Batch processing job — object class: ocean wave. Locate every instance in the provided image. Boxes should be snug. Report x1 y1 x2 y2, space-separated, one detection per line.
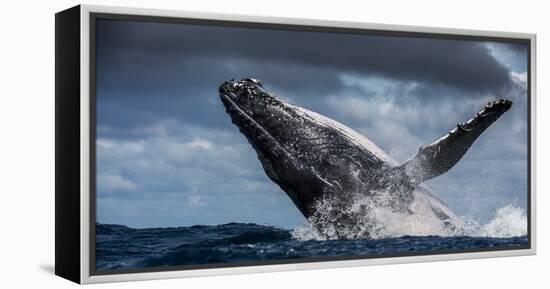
96 196 528 270
96 222 528 270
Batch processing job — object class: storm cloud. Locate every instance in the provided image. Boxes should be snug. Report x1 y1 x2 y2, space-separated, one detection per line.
96 20 520 96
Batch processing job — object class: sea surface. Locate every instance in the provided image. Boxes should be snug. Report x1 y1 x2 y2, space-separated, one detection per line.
95 222 528 271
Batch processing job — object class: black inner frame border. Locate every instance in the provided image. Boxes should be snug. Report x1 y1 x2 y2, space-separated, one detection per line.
89 12 532 277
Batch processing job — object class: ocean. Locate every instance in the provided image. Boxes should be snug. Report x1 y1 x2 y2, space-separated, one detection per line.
95 222 528 271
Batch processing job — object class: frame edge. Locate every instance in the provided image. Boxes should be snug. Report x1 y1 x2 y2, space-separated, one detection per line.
55 4 82 284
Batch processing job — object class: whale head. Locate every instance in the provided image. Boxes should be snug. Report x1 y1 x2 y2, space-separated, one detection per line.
219 78 390 217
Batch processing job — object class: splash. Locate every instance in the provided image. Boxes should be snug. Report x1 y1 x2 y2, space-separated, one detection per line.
292 188 456 241
291 191 527 241
461 205 528 238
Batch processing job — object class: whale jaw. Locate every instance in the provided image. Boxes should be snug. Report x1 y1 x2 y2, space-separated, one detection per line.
220 91 294 184
220 80 325 216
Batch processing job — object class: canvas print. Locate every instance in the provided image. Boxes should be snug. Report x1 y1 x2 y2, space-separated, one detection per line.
93 17 530 272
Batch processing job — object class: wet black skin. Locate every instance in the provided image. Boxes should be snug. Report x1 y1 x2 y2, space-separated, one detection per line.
219 78 393 218
219 78 512 234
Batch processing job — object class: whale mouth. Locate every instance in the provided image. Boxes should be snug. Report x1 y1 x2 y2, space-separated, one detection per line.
219 78 284 151
220 92 266 138
220 90 294 175
221 90 300 185
220 92 272 141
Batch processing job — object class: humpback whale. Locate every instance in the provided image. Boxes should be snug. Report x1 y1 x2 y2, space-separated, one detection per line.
219 78 512 238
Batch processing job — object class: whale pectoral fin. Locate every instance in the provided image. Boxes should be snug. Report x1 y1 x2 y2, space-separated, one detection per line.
399 99 513 184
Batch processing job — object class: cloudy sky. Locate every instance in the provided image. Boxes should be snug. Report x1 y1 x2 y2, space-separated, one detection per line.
95 18 529 229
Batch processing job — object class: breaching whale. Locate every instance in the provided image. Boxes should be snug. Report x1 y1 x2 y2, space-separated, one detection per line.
219 78 512 238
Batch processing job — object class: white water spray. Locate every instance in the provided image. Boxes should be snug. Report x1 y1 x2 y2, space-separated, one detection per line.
291 192 527 241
